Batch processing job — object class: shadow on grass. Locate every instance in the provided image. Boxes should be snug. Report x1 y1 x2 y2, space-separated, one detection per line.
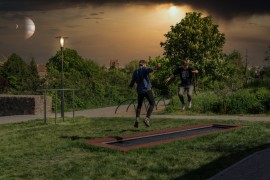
59 129 140 141
103 129 141 133
175 143 270 180
60 135 93 140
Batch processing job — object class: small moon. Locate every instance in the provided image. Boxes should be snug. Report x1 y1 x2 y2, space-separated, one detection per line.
25 17 35 39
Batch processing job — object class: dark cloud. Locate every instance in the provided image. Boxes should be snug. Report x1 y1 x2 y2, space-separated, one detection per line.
90 13 100 16
0 1 269 20
85 17 103 20
185 0 270 20
85 12 104 22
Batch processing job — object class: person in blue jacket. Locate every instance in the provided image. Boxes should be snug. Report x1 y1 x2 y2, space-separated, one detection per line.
129 60 160 128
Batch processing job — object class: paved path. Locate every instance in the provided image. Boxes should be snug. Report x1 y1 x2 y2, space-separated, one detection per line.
0 104 270 179
0 105 270 124
209 148 270 180
1 104 269 124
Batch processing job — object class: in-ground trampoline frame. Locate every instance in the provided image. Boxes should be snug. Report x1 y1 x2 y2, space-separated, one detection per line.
85 123 242 151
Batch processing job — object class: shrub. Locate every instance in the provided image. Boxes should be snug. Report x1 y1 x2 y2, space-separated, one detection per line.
254 87 270 113
226 90 263 114
192 91 219 113
165 88 270 114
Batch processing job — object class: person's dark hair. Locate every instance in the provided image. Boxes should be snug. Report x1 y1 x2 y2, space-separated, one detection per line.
139 60 147 66
183 58 190 65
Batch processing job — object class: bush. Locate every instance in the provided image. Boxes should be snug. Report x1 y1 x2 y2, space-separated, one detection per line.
164 96 180 113
245 78 270 89
225 90 263 114
165 88 270 114
192 92 219 113
254 87 270 113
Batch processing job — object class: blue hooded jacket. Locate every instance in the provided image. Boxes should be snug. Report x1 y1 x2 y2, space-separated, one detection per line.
129 66 153 94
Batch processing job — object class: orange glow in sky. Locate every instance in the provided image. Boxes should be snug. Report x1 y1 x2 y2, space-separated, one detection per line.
0 3 269 67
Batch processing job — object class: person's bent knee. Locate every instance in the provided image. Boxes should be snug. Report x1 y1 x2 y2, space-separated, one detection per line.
149 100 155 106
178 93 184 97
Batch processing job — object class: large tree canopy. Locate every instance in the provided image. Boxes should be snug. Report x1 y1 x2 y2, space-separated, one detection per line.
160 12 225 73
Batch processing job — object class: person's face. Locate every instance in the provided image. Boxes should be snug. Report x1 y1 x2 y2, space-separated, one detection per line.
183 61 189 68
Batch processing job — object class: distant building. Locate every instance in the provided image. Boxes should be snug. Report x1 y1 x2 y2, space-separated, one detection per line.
36 64 47 79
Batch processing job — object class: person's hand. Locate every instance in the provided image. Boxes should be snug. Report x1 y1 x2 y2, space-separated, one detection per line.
164 77 171 85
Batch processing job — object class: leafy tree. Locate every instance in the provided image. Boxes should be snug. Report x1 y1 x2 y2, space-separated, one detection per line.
1 53 31 93
148 56 177 97
28 58 41 92
220 51 246 90
46 48 131 109
160 12 225 78
261 66 270 78
46 48 102 107
125 60 139 74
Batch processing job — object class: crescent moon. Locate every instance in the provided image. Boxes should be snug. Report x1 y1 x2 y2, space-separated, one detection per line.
25 17 35 39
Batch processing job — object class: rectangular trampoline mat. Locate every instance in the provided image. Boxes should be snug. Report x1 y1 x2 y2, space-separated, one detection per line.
85 123 242 151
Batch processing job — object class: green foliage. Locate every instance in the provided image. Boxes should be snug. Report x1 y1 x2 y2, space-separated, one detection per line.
245 78 270 90
225 90 262 114
159 12 250 92
160 12 225 72
28 58 41 92
124 60 139 74
148 56 177 97
0 53 41 94
192 91 220 113
46 48 132 110
254 87 270 112
202 51 247 91
2 42 268 115
166 88 270 114
261 66 270 78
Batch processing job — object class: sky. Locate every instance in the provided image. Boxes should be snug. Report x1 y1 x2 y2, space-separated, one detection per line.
0 0 270 67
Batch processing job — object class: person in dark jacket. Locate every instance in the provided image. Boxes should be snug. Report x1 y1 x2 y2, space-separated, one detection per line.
165 58 199 110
129 60 160 128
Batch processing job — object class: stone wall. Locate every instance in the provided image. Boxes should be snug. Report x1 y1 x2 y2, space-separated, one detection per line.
0 95 52 116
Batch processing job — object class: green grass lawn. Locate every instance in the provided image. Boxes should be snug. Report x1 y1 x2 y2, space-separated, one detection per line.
0 117 270 179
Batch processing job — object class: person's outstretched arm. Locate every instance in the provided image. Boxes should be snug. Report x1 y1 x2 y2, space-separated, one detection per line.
192 69 199 74
129 72 136 88
165 74 174 85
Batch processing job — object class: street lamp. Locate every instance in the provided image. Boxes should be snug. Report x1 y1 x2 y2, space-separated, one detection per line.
56 36 68 121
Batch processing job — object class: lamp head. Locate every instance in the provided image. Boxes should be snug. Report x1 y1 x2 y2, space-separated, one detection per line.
60 37 64 48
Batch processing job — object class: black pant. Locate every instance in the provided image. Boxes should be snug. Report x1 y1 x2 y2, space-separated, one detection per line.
136 90 155 118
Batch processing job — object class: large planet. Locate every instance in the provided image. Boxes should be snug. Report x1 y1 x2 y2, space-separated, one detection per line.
25 17 35 39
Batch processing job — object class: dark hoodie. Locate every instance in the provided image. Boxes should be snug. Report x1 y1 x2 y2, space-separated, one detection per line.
129 66 153 94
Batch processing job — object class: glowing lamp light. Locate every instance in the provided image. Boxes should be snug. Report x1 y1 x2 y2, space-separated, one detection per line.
60 37 64 48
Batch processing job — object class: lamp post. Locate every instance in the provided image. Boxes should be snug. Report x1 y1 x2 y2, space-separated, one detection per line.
56 36 68 121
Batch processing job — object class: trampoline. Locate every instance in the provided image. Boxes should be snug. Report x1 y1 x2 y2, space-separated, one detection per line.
86 123 242 151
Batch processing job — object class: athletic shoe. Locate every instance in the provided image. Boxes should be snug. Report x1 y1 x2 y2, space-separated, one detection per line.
181 104 186 110
188 102 192 109
143 118 150 127
134 121 139 128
